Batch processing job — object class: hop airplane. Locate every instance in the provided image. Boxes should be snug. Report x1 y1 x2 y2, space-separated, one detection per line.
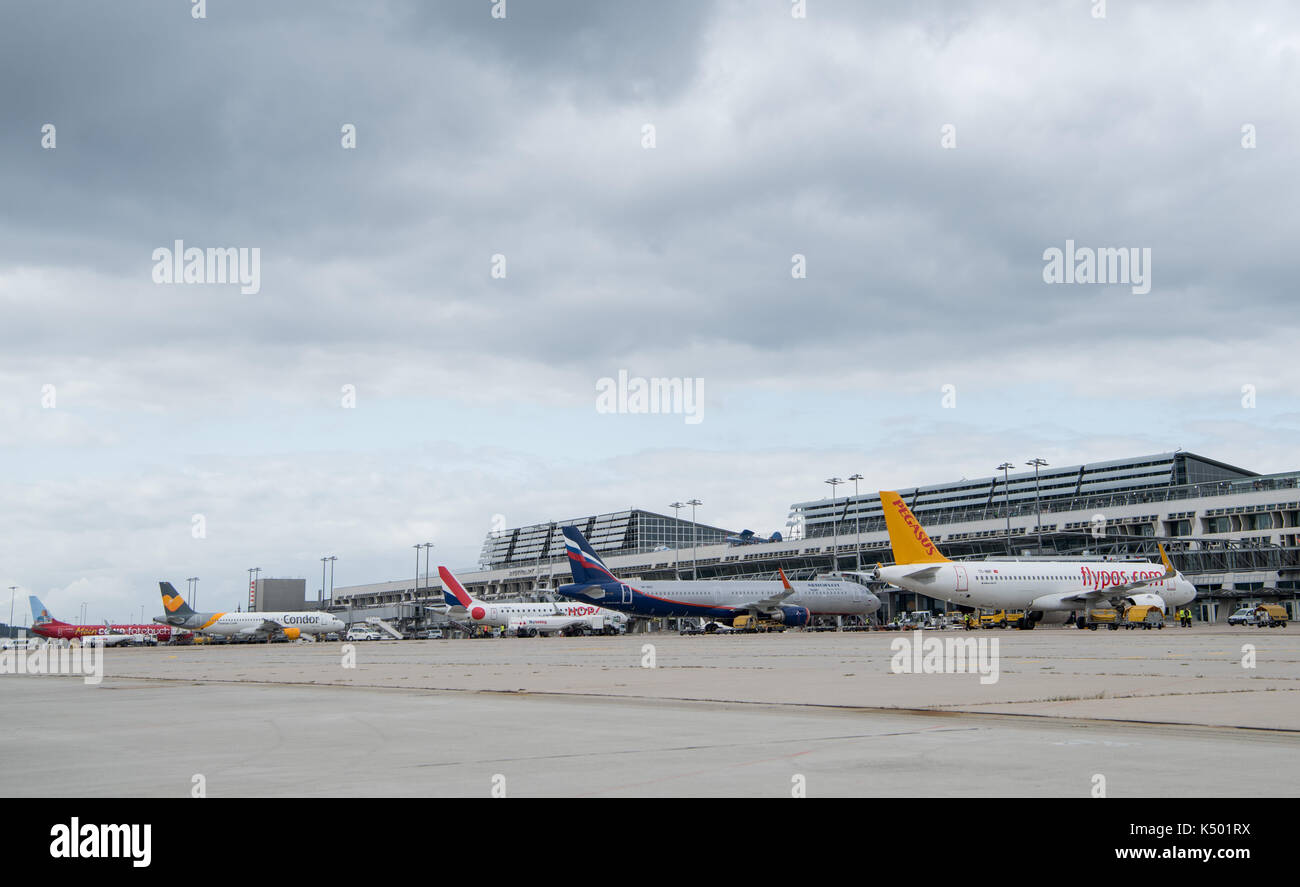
438 566 628 636
153 582 344 640
873 490 1196 629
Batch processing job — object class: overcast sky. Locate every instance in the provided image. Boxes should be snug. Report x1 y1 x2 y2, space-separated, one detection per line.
2 1 1297 622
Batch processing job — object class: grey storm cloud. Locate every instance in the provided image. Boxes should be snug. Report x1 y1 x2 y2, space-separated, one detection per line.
2 0 1298 395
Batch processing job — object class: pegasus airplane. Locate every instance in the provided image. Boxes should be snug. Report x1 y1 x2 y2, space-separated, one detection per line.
558 525 879 628
438 566 628 636
153 582 344 640
30 596 191 644
873 490 1196 629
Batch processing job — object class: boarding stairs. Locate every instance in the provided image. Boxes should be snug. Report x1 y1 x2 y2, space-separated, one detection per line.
365 617 406 640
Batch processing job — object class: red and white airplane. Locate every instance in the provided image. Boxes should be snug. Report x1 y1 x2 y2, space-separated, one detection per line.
29 595 191 644
438 566 628 636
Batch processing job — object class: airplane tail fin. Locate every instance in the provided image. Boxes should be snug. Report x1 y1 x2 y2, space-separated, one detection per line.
769 531 783 543
879 491 950 565
561 526 619 585
1157 542 1176 577
159 582 197 618
437 566 475 609
29 595 58 625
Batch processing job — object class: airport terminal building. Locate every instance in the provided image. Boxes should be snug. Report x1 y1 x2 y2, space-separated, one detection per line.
331 452 1300 630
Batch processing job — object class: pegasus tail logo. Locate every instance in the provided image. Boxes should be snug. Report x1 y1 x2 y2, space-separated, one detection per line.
879 491 950 565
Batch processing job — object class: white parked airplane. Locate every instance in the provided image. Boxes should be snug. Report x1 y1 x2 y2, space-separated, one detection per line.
153 582 345 640
873 490 1196 628
557 526 880 628
438 566 628 636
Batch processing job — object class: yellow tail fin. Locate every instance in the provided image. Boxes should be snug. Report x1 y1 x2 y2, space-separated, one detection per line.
879 491 950 564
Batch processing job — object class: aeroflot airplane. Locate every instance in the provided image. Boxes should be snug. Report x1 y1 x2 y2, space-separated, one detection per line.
153 582 345 640
557 526 880 627
438 566 628 636
873 490 1196 629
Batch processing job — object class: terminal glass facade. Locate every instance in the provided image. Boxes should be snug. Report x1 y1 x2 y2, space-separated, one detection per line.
478 509 734 569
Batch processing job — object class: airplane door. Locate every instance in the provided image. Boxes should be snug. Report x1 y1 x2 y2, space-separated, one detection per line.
955 566 968 592
621 584 633 605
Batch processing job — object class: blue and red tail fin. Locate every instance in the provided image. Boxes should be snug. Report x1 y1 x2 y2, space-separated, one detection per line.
561 526 620 585
437 566 475 609
29 595 58 625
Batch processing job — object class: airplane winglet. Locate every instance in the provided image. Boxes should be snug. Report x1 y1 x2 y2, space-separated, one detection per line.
1157 542 1174 575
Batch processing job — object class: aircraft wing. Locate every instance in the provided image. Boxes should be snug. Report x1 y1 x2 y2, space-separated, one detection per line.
1058 545 1178 603
744 568 800 613
1058 575 1169 603
895 565 943 585
567 584 608 600
1056 587 1120 605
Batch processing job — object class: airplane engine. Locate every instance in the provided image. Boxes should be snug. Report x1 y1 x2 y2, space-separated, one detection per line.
1123 593 1167 613
282 627 301 640
1027 611 1071 625
774 606 811 627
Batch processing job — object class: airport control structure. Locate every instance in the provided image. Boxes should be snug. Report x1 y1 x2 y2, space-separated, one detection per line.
330 452 1300 632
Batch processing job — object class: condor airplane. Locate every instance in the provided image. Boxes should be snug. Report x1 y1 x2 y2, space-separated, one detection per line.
557 526 880 627
873 491 1196 629
153 582 344 640
30 596 191 644
438 566 628 636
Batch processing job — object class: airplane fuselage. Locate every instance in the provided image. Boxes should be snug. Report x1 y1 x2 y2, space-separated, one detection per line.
32 621 187 643
558 578 880 621
877 560 1196 614
456 600 627 632
154 611 345 637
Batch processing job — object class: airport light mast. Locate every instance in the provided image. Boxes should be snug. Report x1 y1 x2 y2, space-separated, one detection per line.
326 555 338 605
997 462 1015 555
248 567 261 612
8 586 16 635
186 577 198 610
669 502 685 579
686 499 702 579
1026 458 1049 554
848 474 864 571
824 477 844 571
